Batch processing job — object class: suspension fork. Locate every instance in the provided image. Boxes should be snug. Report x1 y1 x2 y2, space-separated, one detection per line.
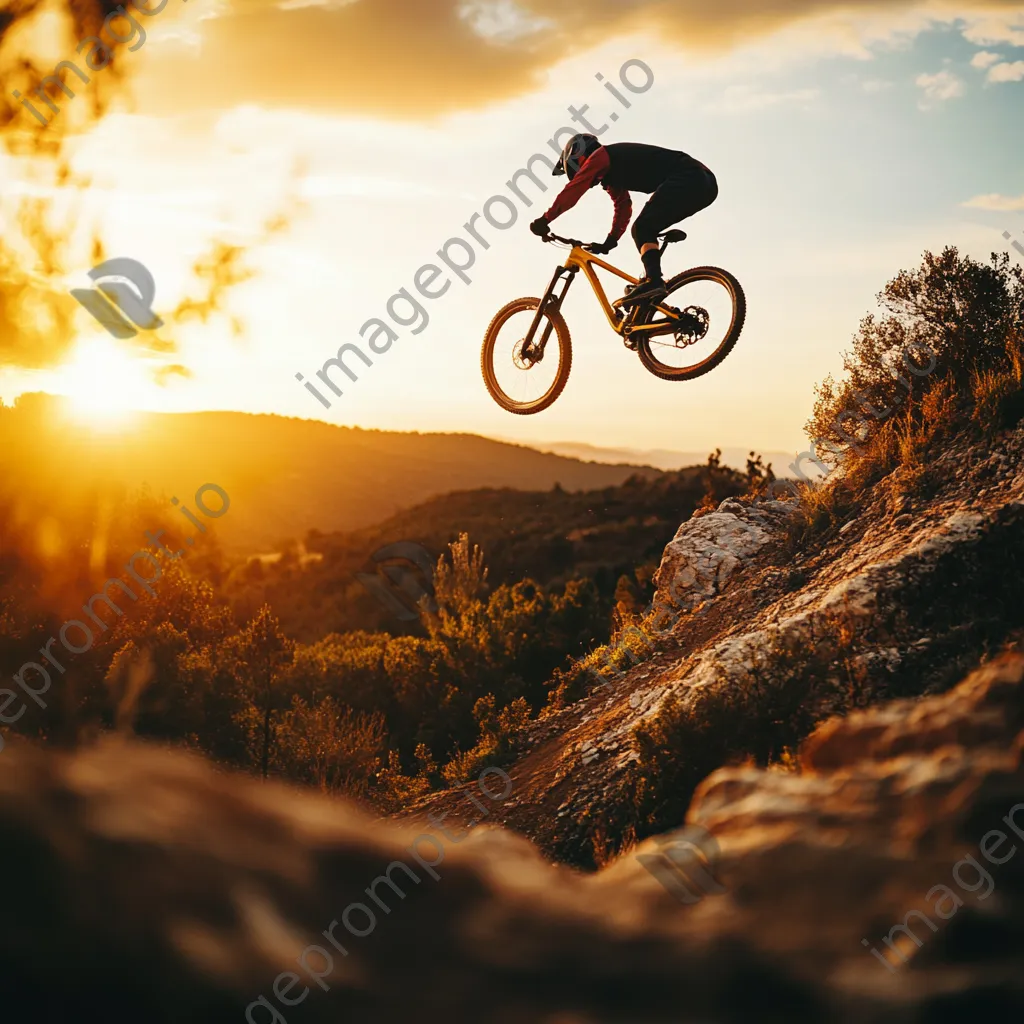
524 265 578 356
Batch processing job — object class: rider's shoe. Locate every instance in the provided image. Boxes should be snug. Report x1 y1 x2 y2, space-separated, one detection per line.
618 276 667 308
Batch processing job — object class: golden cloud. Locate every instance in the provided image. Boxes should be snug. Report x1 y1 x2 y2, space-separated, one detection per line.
139 0 1024 117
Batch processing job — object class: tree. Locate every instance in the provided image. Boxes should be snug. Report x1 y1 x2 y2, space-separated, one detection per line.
427 533 489 649
809 248 1024 462
230 605 295 779
100 557 238 750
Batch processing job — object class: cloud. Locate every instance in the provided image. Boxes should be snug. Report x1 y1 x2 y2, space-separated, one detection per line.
963 192 1024 210
459 0 553 42
987 59 1024 80
969 50 1002 68
961 10 1024 45
127 0 1024 119
915 68 965 107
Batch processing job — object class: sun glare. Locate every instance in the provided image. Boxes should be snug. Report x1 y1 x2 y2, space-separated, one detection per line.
58 336 150 427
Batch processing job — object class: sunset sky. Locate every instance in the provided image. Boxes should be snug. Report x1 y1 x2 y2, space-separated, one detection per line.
2 0 1023 456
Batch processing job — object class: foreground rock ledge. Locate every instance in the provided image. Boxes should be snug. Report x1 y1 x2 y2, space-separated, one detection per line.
3 654 1024 1022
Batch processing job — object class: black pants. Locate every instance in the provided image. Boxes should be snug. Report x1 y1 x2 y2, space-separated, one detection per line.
631 164 718 249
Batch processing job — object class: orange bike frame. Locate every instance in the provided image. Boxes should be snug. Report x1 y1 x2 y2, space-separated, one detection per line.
561 246 680 336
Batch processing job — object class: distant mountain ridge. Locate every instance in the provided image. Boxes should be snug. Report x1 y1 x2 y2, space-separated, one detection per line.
523 441 814 478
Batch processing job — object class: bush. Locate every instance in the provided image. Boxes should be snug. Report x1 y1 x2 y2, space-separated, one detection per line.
809 249 1024 469
441 694 530 785
373 744 437 813
273 696 387 799
783 249 1024 545
545 614 662 710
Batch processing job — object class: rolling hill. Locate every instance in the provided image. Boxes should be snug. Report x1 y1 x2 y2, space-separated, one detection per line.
0 394 662 554
226 462 749 641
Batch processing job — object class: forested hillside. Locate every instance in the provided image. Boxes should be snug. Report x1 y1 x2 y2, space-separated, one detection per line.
0 396 661 553
226 454 756 640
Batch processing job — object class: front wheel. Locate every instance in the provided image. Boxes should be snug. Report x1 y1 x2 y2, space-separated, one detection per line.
481 297 573 415
635 266 746 381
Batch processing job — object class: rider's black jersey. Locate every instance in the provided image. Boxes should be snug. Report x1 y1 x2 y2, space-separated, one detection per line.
600 143 709 194
544 142 714 242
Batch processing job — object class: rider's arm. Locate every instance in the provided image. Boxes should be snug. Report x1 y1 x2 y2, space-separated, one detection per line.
605 185 632 242
543 147 610 222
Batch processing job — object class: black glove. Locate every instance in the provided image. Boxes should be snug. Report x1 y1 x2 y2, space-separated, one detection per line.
586 235 618 256
530 217 550 237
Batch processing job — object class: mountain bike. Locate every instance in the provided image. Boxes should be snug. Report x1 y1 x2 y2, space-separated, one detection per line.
481 231 746 415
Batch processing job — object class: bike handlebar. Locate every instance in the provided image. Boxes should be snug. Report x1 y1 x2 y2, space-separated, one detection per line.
544 232 595 249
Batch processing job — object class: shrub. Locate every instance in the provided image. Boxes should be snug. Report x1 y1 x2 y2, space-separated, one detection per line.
273 696 387 799
809 249 1024 467
441 694 530 785
373 744 437 813
545 613 663 710
785 250 1024 545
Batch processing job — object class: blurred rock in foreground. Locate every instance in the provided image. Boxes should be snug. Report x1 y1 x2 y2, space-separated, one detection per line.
3 654 1024 1022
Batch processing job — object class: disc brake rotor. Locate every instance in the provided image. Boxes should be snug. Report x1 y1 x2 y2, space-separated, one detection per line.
513 338 538 370
674 305 710 347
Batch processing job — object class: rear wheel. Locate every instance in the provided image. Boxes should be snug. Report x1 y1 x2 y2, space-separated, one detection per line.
635 266 745 381
481 297 573 415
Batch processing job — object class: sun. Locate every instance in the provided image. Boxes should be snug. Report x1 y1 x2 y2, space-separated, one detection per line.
57 336 151 427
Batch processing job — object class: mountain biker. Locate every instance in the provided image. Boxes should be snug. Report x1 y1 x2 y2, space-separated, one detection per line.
529 135 719 307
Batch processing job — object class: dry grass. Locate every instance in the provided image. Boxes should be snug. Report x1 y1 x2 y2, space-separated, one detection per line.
546 615 664 710
970 332 1024 431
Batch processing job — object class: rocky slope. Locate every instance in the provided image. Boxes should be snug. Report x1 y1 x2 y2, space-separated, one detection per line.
2 427 1023 1022
412 422 1024 864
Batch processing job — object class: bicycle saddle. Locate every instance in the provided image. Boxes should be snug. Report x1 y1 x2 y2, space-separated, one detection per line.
659 230 688 244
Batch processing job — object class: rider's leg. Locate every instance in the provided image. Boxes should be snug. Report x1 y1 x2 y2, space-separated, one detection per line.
620 168 718 306
635 167 719 276
623 211 669 304
640 243 663 283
